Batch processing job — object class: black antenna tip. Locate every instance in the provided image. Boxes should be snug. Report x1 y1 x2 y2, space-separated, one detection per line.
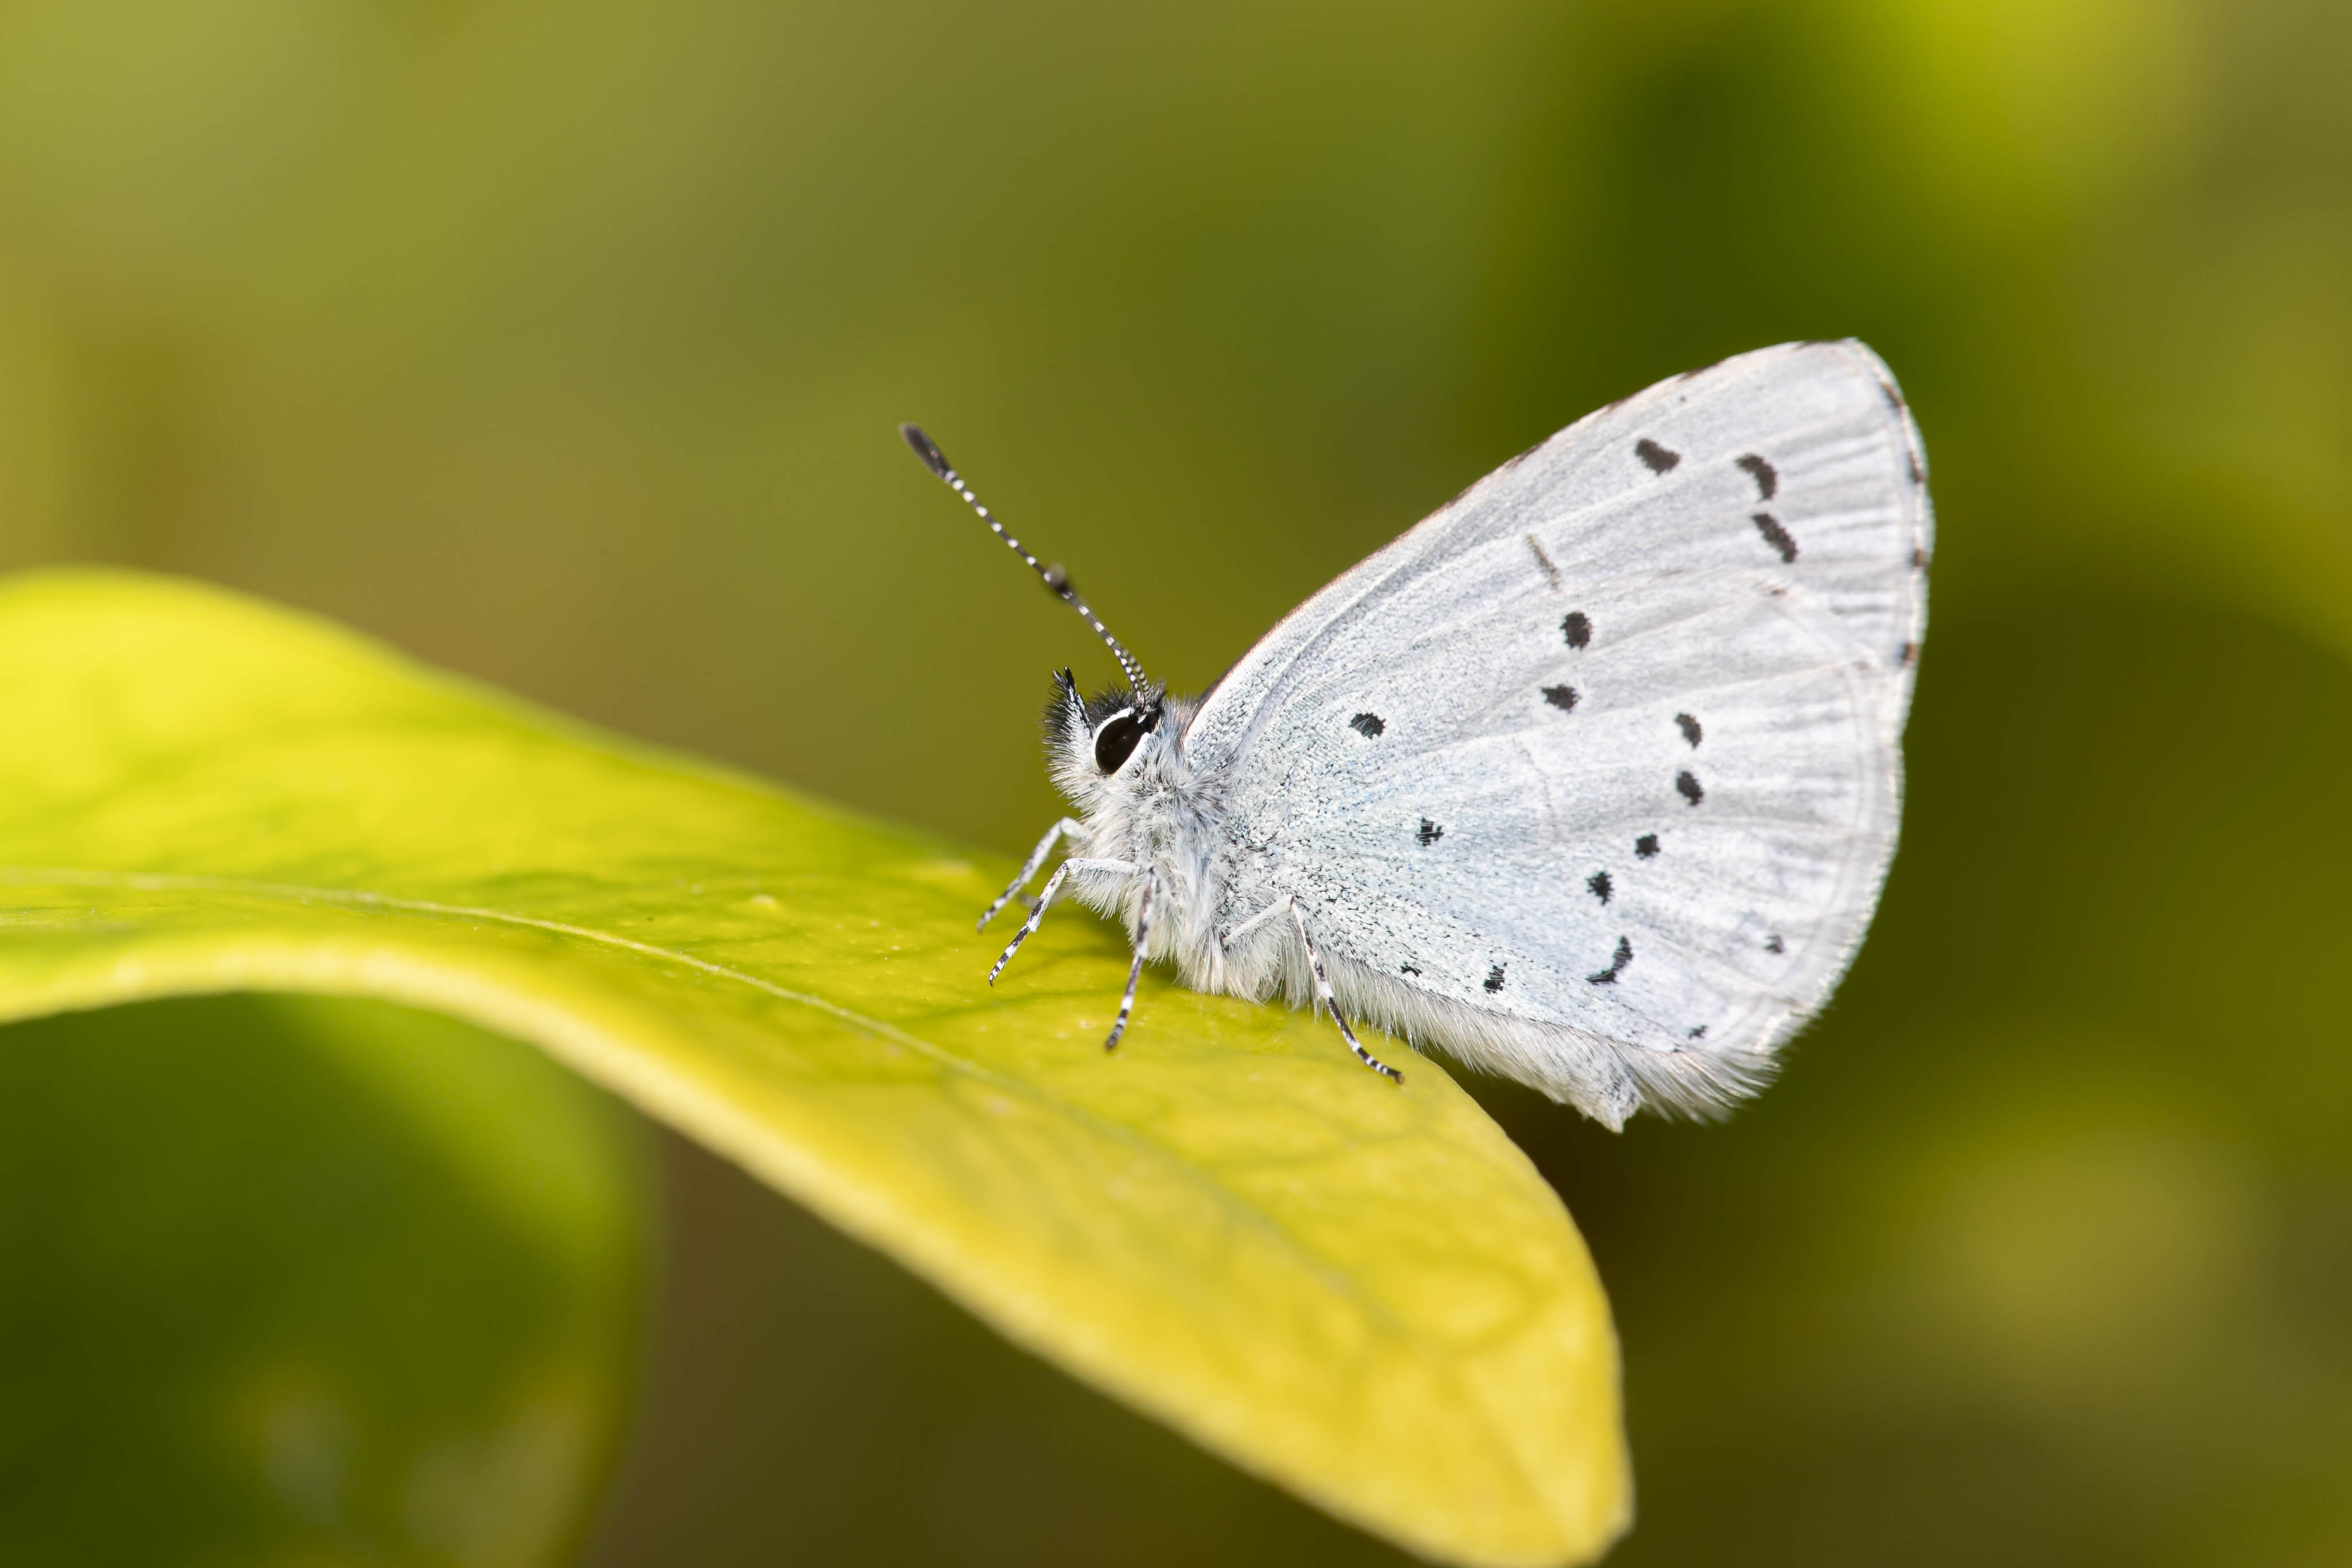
1041 563 1074 595
898 423 952 479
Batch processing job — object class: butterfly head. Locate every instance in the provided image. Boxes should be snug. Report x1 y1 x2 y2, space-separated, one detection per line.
1049 668 1167 786
898 425 1182 804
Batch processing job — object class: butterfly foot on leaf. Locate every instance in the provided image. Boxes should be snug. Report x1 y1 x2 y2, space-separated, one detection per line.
1284 898 1404 1084
1101 869 1160 1056
984 855 1138 985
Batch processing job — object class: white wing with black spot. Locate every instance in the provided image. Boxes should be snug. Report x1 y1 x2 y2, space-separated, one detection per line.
1183 340 1930 1115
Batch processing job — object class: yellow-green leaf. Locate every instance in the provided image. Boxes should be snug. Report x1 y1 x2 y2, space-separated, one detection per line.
0 568 1628 1567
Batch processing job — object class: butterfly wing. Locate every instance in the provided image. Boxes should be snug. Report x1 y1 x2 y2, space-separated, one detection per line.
1183 340 1930 1122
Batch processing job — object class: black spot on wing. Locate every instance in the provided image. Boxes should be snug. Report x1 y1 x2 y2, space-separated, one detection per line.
1542 684 1579 712
1675 712 1702 748
1688 1024 1707 1040
1635 833 1660 859
1484 965 1506 993
1765 934 1785 954
1400 964 1421 977
1417 818 1443 847
1635 438 1681 473
1586 936 1634 985
1561 611 1592 649
1753 513 1798 563
1587 870 1612 904
1735 453 1778 500
1350 712 1385 738
1676 770 1704 806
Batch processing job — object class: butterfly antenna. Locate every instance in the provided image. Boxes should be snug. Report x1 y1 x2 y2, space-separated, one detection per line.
899 423 1153 697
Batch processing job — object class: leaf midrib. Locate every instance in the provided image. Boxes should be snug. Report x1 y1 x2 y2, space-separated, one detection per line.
0 861 1559 1446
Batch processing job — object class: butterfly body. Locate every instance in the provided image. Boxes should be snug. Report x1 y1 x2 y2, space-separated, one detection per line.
915 339 1929 1127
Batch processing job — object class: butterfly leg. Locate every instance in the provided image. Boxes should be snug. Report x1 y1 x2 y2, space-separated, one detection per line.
988 857 1138 985
1103 868 1158 1053
979 817 1088 931
1218 901 1286 950
1285 900 1403 1084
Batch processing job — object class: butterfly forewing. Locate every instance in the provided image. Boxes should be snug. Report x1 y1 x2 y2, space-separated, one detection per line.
1185 341 1930 1110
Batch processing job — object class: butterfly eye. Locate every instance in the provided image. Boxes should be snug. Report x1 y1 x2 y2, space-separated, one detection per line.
1091 707 1153 774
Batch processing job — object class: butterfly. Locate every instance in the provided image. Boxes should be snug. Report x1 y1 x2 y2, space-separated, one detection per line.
903 340 1930 1127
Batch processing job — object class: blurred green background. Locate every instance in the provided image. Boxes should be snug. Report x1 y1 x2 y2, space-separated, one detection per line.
1 0 2349 1562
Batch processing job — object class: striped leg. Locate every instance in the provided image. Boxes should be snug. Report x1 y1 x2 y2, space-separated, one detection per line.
1286 899 1403 1084
979 817 1087 932
988 857 1138 985
1103 868 1158 1052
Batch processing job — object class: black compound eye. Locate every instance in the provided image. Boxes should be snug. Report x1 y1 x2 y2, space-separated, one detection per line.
1091 707 1152 774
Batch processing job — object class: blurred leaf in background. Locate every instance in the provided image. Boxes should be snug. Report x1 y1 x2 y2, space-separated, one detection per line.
0 994 645 1566
0 0 2347 1562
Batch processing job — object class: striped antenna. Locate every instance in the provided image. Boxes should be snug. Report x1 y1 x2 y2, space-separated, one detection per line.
899 423 1153 696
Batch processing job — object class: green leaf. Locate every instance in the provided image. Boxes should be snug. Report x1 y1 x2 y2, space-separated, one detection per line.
0 568 1628 1567
0 991 646 1566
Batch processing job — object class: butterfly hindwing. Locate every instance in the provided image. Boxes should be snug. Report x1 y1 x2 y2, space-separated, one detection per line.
1184 341 1930 1114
